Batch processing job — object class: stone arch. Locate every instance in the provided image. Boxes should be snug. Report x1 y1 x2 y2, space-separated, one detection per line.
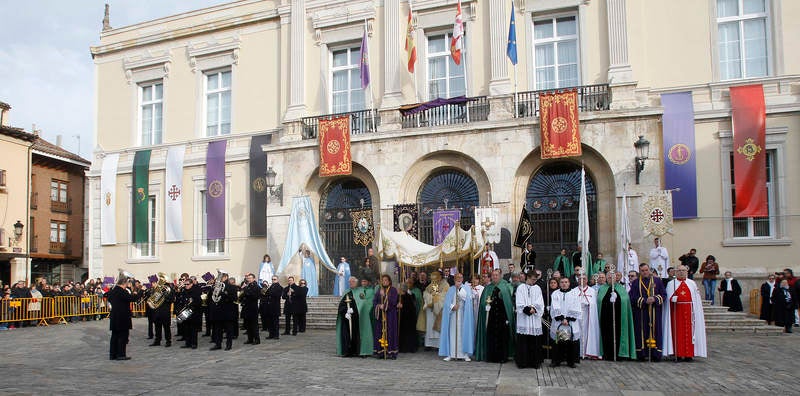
399 150 491 206
513 145 616 258
304 162 382 226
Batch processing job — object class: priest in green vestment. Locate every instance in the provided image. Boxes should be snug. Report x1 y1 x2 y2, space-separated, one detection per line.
350 278 375 356
590 253 607 279
475 269 516 362
596 272 636 360
553 249 573 278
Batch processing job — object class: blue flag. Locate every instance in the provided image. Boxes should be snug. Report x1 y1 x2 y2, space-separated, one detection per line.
506 2 517 65
661 92 698 219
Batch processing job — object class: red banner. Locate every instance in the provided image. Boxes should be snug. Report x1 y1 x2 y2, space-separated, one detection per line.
730 85 767 218
319 115 352 177
540 90 581 159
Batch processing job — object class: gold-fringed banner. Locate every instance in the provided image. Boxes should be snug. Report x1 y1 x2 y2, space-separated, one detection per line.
350 208 374 246
319 115 352 177
540 89 582 159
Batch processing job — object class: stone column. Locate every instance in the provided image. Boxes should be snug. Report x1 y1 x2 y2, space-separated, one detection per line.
283 0 306 121
488 0 512 95
381 0 403 109
606 0 634 84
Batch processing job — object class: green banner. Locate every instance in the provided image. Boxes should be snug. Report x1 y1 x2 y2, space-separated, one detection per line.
132 150 151 244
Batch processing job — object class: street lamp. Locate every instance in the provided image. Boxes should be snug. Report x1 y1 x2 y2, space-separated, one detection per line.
13 220 24 241
634 135 650 185
265 166 283 206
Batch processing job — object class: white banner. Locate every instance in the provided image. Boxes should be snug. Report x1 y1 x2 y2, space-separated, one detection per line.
100 153 119 245
577 167 591 266
641 190 674 237
165 146 185 242
474 207 501 244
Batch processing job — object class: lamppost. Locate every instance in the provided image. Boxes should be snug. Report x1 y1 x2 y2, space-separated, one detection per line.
264 167 283 253
13 220 24 244
634 135 651 185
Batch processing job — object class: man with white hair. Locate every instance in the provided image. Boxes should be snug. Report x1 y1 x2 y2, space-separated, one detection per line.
663 265 707 361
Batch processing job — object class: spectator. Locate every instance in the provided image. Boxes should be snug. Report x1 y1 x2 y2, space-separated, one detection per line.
699 255 720 305
760 274 777 325
772 279 797 333
718 271 743 312
678 248 700 280
0 288 11 330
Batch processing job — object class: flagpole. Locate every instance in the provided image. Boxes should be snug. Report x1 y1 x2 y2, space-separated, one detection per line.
365 18 376 133
462 12 471 123
409 1 419 104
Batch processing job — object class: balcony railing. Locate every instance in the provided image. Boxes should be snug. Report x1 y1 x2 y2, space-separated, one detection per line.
301 109 381 140
49 240 72 255
30 235 38 253
30 192 38 210
51 197 72 214
515 84 611 118
400 96 490 129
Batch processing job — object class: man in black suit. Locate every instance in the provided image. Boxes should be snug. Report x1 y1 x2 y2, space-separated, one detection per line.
282 276 299 335
180 278 203 349
240 273 261 345
260 276 283 339
210 274 239 351
148 278 175 348
520 242 537 273
107 277 138 361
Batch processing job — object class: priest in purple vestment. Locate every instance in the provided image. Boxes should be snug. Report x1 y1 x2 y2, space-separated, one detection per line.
373 274 400 359
628 263 666 361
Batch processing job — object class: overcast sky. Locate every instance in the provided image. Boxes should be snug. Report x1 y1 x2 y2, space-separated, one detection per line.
0 0 231 159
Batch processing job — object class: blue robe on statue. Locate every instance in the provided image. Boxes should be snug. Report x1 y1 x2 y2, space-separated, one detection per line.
334 262 351 297
302 257 319 297
438 283 475 358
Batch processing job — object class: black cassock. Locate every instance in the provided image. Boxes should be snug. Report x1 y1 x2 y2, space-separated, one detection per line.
759 282 774 322
540 289 554 359
337 291 360 357
599 288 622 360
487 287 510 363
719 279 743 312
399 292 418 353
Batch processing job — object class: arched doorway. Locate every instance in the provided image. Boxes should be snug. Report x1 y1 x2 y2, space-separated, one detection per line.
526 162 597 264
319 178 372 295
417 169 480 245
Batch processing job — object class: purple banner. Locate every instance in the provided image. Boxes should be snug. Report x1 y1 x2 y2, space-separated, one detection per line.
433 209 460 245
398 96 475 116
661 92 697 219
206 140 227 239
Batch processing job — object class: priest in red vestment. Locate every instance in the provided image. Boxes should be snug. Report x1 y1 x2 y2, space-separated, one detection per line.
663 266 707 361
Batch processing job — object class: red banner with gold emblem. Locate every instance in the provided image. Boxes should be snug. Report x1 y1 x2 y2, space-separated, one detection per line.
319 115 352 177
730 85 767 218
539 90 581 159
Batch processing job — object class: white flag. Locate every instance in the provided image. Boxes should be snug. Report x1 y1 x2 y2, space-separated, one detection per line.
475 207 501 244
617 192 631 274
577 167 590 263
100 153 119 245
165 146 185 242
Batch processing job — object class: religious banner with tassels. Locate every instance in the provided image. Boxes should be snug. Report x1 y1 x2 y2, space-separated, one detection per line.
350 208 374 246
641 191 674 237
513 205 533 247
319 115 352 177
393 203 419 239
539 89 582 159
730 84 767 218
433 209 460 245
474 207 500 244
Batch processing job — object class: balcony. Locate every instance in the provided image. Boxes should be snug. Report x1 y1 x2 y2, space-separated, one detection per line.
400 96 490 129
51 197 72 214
301 109 381 140
49 240 72 255
30 192 38 210
515 84 611 118
30 235 38 253
0 169 6 190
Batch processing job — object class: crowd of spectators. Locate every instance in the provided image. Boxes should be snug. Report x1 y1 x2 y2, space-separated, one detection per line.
0 277 110 330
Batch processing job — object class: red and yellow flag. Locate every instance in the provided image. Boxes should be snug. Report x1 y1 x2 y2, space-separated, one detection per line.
319 116 352 177
730 84 767 218
405 7 417 73
450 0 463 65
539 90 582 159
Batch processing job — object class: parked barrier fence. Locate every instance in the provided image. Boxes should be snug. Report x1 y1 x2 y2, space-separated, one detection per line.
749 289 760 316
1 296 151 326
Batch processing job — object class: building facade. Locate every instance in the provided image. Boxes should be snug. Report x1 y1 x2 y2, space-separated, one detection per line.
90 0 800 298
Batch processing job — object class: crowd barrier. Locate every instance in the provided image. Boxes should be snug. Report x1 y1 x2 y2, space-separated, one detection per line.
749 289 760 316
0 295 150 326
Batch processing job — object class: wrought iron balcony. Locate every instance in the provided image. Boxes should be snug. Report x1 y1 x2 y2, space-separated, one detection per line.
49 239 71 255
301 108 381 140
515 84 611 118
51 197 72 214
400 96 490 129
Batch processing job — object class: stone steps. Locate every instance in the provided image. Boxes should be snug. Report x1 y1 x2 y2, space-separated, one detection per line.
699 299 782 334
706 319 766 327
705 325 784 335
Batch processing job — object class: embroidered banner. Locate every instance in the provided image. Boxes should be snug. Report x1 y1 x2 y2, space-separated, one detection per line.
540 89 581 159
132 150 151 244
513 205 533 247
393 203 419 239
730 84 767 218
165 146 185 242
100 153 119 245
641 190 674 237
661 92 697 219
474 207 501 244
433 209 460 245
319 115 352 177
206 140 227 240
350 208 374 247
249 134 272 237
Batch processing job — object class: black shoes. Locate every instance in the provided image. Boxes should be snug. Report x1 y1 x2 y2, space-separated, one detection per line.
224 345 232 351
116 356 131 361
149 341 160 347
253 339 261 345
244 340 253 345
180 345 192 349
210 345 222 351
165 341 172 347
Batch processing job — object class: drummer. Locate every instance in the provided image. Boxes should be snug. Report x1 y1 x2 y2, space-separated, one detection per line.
181 277 203 349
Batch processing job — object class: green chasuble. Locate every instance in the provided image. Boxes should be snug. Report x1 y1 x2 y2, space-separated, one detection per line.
591 259 607 278
571 251 592 277
475 279 516 361
553 255 573 278
351 286 375 356
410 287 423 317
596 283 636 359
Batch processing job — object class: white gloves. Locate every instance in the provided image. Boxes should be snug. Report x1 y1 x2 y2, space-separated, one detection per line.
671 296 678 303
347 308 353 315
610 292 617 303
485 305 491 312
345 313 351 320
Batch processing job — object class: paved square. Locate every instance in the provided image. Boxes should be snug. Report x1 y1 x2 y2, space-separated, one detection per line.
0 318 796 395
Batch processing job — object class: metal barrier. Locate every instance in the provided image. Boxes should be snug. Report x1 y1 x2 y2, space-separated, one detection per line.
749 289 761 316
0 295 151 326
